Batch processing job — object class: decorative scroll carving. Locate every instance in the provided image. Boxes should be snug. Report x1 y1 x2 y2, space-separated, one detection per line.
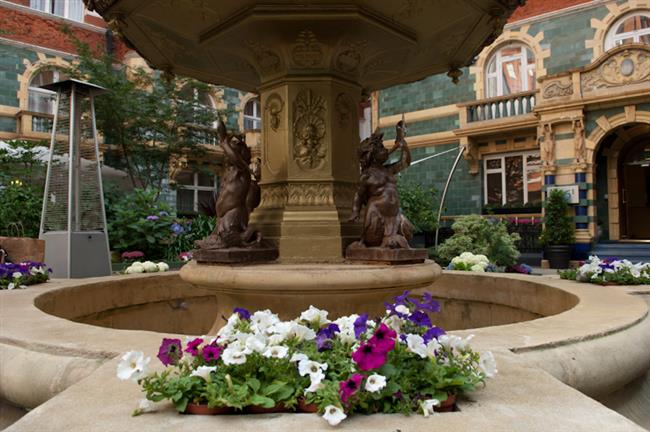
260 184 288 209
291 31 324 68
335 93 354 128
292 89 326 170
581 48 650 92
540 123 555 169
264 93 284 132
288 183 334 206
336 41 366 73
247 40 281 74
543 80 573 98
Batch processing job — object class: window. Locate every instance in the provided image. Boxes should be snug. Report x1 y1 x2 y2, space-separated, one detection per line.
28 69 68 132
30 0 84 21
484 151 542 206
485 44 536 98
243 98 261 130
179 86 218 144
176 168 218 214
605 12 650 50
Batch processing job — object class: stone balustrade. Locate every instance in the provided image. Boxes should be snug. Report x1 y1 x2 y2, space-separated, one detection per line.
465 91 536 123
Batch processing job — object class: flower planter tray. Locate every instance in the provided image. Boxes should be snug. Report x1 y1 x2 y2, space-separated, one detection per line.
183 403 232 415
0 236 45 263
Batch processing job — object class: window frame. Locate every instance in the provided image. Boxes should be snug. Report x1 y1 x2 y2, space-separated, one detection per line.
604 12 650 50
176 170 218 214
28 69 65 114
29 0 84 22
243 98 261 131
484 44 536 98
483 150 542 206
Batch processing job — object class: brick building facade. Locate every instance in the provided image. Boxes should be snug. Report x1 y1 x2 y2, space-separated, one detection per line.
375 0 650 259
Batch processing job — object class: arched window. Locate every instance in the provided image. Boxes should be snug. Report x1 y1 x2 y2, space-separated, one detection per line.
485 44 535 98
243 98 261 130
605 12 650 50
28 69 68 114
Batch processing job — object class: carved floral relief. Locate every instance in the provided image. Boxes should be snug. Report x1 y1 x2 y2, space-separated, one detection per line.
292 89 327 170
581 49 650 92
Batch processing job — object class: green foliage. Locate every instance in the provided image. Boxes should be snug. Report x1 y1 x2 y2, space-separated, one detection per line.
107 188 174 259
436 215 520 266
0 140 48 187
0 183 43 238
62 28 228 193
167 214 216 261
539 189 575 246
397 182 438 233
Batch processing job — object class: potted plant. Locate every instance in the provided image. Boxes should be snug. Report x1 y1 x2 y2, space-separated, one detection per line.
539 189 575 269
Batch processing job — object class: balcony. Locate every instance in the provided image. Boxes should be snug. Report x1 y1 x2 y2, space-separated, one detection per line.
464 91 536 123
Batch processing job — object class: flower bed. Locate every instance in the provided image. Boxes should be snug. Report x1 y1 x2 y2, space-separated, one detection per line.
0 261 51 290
560 255 650 285
446 252 496 272
118 292 496 426
124 261 169 274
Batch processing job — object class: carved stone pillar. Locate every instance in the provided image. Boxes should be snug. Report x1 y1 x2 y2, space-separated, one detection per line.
250 78 362 262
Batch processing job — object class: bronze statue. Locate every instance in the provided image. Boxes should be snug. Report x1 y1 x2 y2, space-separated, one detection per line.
347 121 414 250
196 122 262 250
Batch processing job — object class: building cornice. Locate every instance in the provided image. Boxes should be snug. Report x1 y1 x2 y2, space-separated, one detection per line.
506 0 611 29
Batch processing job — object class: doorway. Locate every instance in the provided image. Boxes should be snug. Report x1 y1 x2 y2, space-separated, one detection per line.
620 140 650 239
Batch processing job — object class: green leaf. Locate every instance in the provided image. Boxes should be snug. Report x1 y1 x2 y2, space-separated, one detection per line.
249 395 275 408
247 378 261 393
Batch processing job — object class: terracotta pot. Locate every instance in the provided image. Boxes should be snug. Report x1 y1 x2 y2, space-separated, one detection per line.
434 394 456 412
184 403 231 415
245 403 288 414
297 399 318 413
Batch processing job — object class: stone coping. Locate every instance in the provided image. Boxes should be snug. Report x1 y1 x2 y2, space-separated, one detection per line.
1 271 649 431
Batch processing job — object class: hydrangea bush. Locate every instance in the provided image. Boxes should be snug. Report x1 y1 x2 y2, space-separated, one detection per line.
124 261 170 274
117 292 497 426
0 261 51 290
560 256 650 285
447 252 495 272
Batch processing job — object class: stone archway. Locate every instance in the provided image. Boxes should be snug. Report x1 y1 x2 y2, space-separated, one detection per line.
591 120 650 240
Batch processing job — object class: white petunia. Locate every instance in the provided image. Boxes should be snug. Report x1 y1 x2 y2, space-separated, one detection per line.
305 369 325 393
222 346 247 365
298 359 328 377
383 315 403 333
116 351 150 382
290 352 308 363
135 398 158 414
156 262 169 272
406 334 428 358
142 261 158 272
425 339 441 357
263 345 288 359
322 405 347 426
12 272 22 279
395 304 410 315
420 399 440 417
191 365 217 381
334 314 359 344
250 310 280 332
479 351 498 378
300 305 329 324
7 282 15 290
364 374 386 392
243 333 268 354
288 323 316 341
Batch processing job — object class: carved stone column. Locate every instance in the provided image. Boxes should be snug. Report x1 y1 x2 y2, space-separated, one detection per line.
251 78 362 262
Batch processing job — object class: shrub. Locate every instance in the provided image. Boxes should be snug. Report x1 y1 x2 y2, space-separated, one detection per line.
436 215 520 266
397 182 438 233
167 214 216 261
0 183 43 238
539 189 575 246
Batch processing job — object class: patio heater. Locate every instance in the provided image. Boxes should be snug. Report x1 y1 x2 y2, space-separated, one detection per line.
39 79 111 278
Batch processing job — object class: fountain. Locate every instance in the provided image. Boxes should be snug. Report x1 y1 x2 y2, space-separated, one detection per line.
80 0 524 328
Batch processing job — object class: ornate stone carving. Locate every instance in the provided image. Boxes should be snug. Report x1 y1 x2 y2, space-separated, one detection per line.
260 184 288 209
292 89 327 170
543 80 573 98
581 48 650 92
288 183 334 206
264 93 284 132
247 40 281 74
335 41 366 73
335 93 354 128
291 31 324 68
573 118 587 167
540 123 555 169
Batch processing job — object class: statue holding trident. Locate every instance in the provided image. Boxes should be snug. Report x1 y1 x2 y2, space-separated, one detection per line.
346 119 426 263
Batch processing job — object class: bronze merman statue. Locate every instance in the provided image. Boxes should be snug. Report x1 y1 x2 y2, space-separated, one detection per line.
194 123 277 263
347 121 418 256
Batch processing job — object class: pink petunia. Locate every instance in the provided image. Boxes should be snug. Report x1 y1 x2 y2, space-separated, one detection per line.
352 342 387 370
184 337 204 356
368 323 397 353
339 374 364 403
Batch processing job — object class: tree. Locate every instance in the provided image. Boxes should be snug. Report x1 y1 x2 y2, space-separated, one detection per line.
62 27 228 193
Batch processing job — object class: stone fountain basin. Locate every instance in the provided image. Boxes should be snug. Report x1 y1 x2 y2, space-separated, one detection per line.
1 271 649 431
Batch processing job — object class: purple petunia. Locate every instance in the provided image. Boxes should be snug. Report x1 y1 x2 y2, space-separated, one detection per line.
339 374 364 403
202 345 222 363
157 338 183 366
408 310 432 328
423 326 446 343
353 313 369 339
185 337 204 356
411 293 441 313
316 323 340 351
146 215 159 221
233 307 251 320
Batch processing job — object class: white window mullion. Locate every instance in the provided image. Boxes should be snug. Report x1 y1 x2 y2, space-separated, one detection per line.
500 156 506 205
523 154 529 204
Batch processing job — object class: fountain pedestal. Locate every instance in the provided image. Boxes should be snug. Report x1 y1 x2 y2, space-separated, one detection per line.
180 260 441 333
